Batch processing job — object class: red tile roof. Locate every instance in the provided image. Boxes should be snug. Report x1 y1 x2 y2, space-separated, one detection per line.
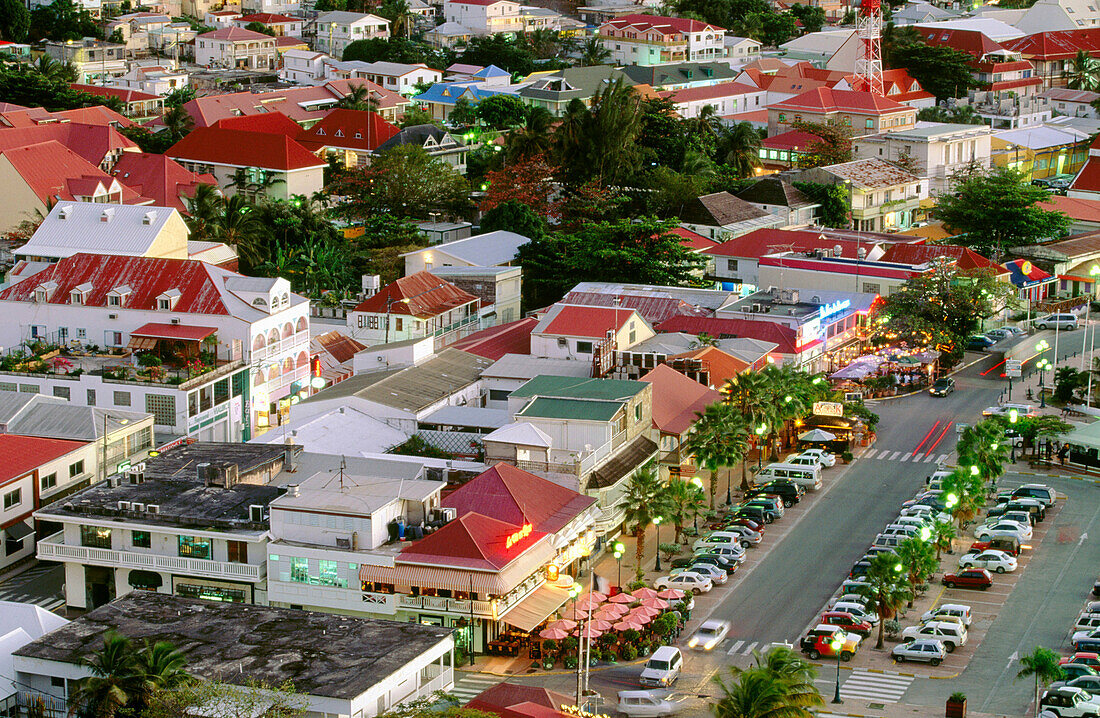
167 127 325 171
537 304 638 338
878 243 1005 273
296 109 401 152
0 434 87 484
236 12 297 22
0 121 138 167
213 111 303 138
641 363 721 435
352 271 477 317
559 291 711 325
762 129 823 150
182 83 405 128
55 105 136 128
131 322 218 341
198 26 272 40
111 152 216 213
1044 194 1100 222
670 226 719 251
0 254 231 314
658 81 762 104
0 141 148 205
918 27 1004 59
399 511 546 570
657 315 798 355
1069 157 1100 193
70 83 160 103
700 228 867 259
602 13 725 34
771 88 913 115
989 77 1044 92
450 317 536 360
1003 29 1100 60
443 462 596 534
313 330 366 364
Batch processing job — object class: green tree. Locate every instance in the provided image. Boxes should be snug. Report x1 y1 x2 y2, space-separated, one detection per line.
916 104 986 125
327 144 470 219
0 0 30 41
940 466 985 530
448 98 477 126
143 679 308 718
933 165 1070 257
792 182 850 228
399 105 438 128
684 403 750 509
68 633 145 718
956 420 1008 483
759 11 797 46
931 521 956 561
244 20 275 34
163 86 196 108
884 25 977 100
637 97 690 170
717 121 763 178
1054 366 1089 403
621 463 671 569
579 36 612 66
213 195 267 269
1016 647 1064 718
341 37 451 68
791 120 853 167
662 477 707 543
505 106 553 163
479 199 545 238
378 0 414 38
895 536 938 607
474 94 527 129
644 166 708 219
521 28 562 59
721 371 774 490
713 645 823 718
553 79 643 188
28 0 100 41
855 554 912 649
789 3 825 32
458 34 537 75
336 83 380 112
1065 49 1100 91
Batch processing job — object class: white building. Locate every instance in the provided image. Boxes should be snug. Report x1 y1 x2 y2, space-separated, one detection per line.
195 27 276 70
852 122 993 195
347 272 480 348
1016 0 1100 33
444 0 523 35
110 63 189 96
529 304 654 361
328 60 443 94
314 12 390 57
278 48 331 83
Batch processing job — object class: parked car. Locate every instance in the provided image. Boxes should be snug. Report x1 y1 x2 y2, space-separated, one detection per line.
674 555 734 575
724 517 765 533
820 611 872 637
746 480 804 506
687 620 730 651
967 334 996 350
616 691 686 718
900 622 968 652
983 403 1040 418
1074 613 1100 634
958 549 1018 573
975 521 1032 542
1061 663 1100 681
731 505 770 525
942 568 994 590
1094 578 1100 598
799 625 861 661
920 604 972 627
1060 653 1100 669
831 601 879 625
742 496 784 520
1037 313 1080 331
1039 686 1100 717
930 378 956 397
639 646 683 687
1050 676 1100 695
1013 484 1057 507
672 563 728 585
985 328 1011 341
850 560 872 579
891 639 947 665
799 448 836 467
1074 630 1100 652
654 573 711 594
721 524 762 546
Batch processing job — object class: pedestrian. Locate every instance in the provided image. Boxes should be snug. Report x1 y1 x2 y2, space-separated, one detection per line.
1059 443 1069 465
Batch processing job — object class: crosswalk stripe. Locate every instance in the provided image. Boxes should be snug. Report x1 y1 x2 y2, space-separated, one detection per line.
863 449 878 459
838 670 914 704
740 641 758 655
924 454 937 463
727 640 745 655
937 453 949 464
902 453 913 462
889 451 902 460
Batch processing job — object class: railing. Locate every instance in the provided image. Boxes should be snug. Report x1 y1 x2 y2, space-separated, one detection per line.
399 594 494 616
251 333 309 362
37 532 262 581
420 666 453 696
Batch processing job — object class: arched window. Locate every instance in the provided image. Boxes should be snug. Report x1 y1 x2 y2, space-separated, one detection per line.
296 316 307 333
296 351 309 368
281 322 293 339
252 369 266 386
252 335 266 350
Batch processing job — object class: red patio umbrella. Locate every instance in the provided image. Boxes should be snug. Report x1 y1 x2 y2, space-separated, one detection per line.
641 597 670 610
574 624 605 639
595 603 628 618
576 596 602 612
656 588 685 600
613 618 645 631
630 605 659 619
632 587 660 600
627 610 653 625
546 619 577 631
608 591 635 604
586 591 608 603
539 627 570 640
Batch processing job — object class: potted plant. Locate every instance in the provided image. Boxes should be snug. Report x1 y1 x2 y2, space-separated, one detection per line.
946 692 966 718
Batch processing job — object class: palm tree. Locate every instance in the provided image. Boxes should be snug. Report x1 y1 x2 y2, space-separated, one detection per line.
759 364 813 461
895 536 938 607
621 462 670 571
579 36 611 66
956 420 1008 484
713 646 823 718
213 195 266 268
337 83 380 113
718 121 763 178
182 184 223 232
855 554 912 649
68 633 145 718
1064 49 1100 91
941 466 985 530
162 105 194 141
523 28 562 59
505 106 553 162
741 645 822 710
663 477 707 543
379 0 414 38
1017 647 1064 717
681 149 716 177
931 520 956 561
684 403 749 508
35 54 77 83
133 640 191 712
722 372 773 490
689 333 719 349
691 104 723 137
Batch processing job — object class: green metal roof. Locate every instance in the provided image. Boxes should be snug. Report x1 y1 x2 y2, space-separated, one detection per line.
510 375 648 401
517 397 622 422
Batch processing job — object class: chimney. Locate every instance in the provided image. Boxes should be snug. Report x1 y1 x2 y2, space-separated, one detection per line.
284 447 298 473
287 484 300 497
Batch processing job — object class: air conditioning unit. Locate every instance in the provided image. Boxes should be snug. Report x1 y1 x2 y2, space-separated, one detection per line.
170 318 180 325
557 337 567 347
117 500 131 511
131 502 145 512
146 504 159 514
441 507 457 522
108 314 117 320
107 475 121 488
249 504 264 523
336 536 351 549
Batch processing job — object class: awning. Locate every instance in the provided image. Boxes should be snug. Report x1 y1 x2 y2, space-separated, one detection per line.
128 569 163 589
1061 421 1100 451
130 323 218 342
500 584 570 632
128 337 157 350
5 521 32 540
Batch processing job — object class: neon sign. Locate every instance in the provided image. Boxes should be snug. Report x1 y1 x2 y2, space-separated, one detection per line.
820 299 851 320
506 523 533 548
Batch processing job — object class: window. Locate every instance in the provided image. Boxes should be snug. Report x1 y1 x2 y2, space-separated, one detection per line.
145 394 176 425
104 331 123 347
53 386 70 400
179 535 212 559
576 341 593 353
634 403 642 422
80 525 111 548
87 389 96 406
290 556 309 583
2 489 19 510
319 559 342 586
865 119 874 129
221 538 249 563
726 259 738 271
40 473 56 491
77 328 86 339
488 389 509 401
132 530 151 548
69 460 84 477
863 282 880 294
157 298 171 310
107 295 120 307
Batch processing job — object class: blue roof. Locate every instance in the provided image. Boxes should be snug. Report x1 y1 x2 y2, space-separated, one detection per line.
1002 259 1054 288
414 82 511 106
474 64 510 79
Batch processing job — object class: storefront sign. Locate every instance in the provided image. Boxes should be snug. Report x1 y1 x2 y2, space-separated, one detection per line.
505 523 533 548
820 299 851 320
813 401 845 417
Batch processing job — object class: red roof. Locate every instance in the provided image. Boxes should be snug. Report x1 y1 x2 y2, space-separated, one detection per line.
443 463 596 535
700 228 867 259
0 254 231 314
70 83 160 103
671 345 751 383
918 27 1004 59
398 511 546 570
772 88 912 115
449 0 516 5
762 129 822 151
1044 194 1100 222
559 291 710 325
1005 29 1100 60
130 322 218 341
182 83 405 128
111 152 216 213
199 26 272 40
659 81 762 104
213 111 303 138
167 127 325 171
0 121 138 167
465 684 574 718
450 317 536 360
641 363 721 435
236 12 297 22
296 109 401 152
537 304 638 338
602 12 721 32
0 141 148 206
352 271 477 317
1072 157 1100 192
879 244 1006 273
0 434 87 484
989 77 1044 92
670 226 719 251
657 316 799 355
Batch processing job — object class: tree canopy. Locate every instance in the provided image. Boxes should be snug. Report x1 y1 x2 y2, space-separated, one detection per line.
327 145 471 219
884 25 977 101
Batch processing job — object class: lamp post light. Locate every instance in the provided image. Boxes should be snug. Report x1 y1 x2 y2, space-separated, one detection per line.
613 541 624 590
1037 358 1051 407
692 477 704 531
1088 266 1100 404
1010 408 1018 462
653 516 663 572
831 632 845 704
755 423 767 470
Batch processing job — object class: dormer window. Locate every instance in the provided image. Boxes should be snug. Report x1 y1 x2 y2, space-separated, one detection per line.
157 288 181 311
70 282 93 305
252 297 268 308
71 291 83 305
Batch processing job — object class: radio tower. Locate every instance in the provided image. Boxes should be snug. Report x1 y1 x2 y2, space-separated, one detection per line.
854 0 884 96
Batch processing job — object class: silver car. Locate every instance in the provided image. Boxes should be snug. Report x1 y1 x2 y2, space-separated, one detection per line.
892 638 946 666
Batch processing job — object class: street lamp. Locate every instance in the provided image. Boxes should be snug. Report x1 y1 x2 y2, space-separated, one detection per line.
831 631 846 703
1037 358 1052 407
1088 265 1100 404
1009 408 1018 463
101 415 129 483
755 423 767 470
692 477 704 531
653 516 663 572
613 541 624 589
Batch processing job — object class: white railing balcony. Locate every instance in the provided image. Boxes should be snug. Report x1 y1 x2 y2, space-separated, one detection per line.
37 532 262 582
398 594 494 617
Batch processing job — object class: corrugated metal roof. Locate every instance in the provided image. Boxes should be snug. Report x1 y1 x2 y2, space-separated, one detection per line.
0 434 87 482
510 375 648 401
403 230 529 266
352 271 478 318
532 304 643 338
15 202 184 260
353 348 492 413
0 396 150 441
517 397 621 422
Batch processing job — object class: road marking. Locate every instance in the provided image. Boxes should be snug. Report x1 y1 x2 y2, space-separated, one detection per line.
839 669 914 703
863 449 878 459
924 454 937 463
902 453 913 462
937 453 950 464
741 641 759 656
727 640 744 655
889 451 902 460
448 674 502 702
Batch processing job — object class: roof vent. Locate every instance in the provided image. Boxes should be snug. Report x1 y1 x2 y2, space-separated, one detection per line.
142 211 156 225
834 244 843 257
57 206 71 220
100 208 115 223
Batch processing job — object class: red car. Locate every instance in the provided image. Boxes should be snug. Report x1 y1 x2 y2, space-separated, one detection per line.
942 568 993 590
820 611 872 637
725 518 765 533
967 540 1021 557
1060 652 1100 668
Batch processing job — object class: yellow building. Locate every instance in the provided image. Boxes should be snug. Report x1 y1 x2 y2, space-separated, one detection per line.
991 126 1090 182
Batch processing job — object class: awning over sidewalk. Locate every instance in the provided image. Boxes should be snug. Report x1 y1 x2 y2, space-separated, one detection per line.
1061 421 1100 450
500 584 570 633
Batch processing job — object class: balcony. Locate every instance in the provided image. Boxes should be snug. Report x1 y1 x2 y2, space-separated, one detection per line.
37 532 263 582
251 333 309 362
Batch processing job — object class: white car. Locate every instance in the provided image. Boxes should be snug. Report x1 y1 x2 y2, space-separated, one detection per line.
958 550 1018 574
672 563 728 585
616 691 687 718
975 520 1032 542
655 572 712 594
799 448 836 467
687 620 730 651
921 604 972 627
723 525 762 545
1071 628 1100 648
832 601 879 626
900 621 967 652
891 639 946 666
982 403 1040 418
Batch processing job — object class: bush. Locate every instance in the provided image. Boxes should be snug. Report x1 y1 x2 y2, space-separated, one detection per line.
563 655 578 669
137 353 162 367
884 619 901 640
620 644 638 661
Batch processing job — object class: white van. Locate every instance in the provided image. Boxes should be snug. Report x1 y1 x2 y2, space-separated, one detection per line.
753 462 822 490
893 515 932 531
1075 613 1100 633
639 646 683 687
921 603 972 627
692 532 747 553
873 533 905 549
880 524 919 538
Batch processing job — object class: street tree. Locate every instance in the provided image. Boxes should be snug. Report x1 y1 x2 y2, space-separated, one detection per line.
884 25 977 100
1016 647 1064 718
895 536 938 607
327 145 470 219
956 420 1009 483
621 463 672 570
791 120 853 167
713 645 823 718
931 521 956 561
721 371 775 489
662 477 707 543
855 554 912 649
683 403 750 509
932 165 1070 257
